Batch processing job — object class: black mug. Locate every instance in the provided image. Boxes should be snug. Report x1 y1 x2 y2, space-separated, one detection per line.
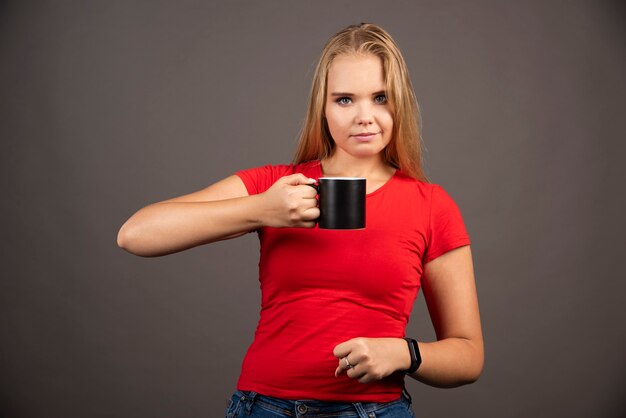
313 177 366 229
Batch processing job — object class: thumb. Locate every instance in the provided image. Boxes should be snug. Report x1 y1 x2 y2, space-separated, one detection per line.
281 173 317 186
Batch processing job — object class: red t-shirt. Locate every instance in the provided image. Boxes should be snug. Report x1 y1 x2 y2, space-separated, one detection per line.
235 160 470 402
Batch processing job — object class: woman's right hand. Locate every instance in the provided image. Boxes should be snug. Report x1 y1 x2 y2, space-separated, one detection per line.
258 174 320 228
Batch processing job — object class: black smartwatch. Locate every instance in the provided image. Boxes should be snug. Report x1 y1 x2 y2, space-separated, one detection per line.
404 338 422 374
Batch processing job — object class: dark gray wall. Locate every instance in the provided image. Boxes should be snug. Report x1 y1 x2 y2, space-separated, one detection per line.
1 1 625 417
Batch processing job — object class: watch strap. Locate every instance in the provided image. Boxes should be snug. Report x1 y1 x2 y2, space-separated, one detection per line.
404 337 422 374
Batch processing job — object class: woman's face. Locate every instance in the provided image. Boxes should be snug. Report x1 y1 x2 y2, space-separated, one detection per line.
324 53 393 162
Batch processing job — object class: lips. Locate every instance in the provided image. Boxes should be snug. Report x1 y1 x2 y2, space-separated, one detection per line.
352 132 378 141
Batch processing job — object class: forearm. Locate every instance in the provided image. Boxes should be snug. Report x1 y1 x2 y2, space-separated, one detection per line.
409 337 484 388
332 335 482 386
117 194 265 257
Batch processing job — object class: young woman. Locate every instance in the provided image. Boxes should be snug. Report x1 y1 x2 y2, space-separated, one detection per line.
118 23 483 418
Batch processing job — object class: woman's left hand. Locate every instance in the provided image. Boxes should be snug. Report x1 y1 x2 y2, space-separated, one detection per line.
333 337 411 383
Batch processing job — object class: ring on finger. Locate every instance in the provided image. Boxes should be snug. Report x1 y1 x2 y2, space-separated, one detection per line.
344 357 354 369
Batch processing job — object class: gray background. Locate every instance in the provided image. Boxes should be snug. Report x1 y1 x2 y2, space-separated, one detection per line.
1 1 625 417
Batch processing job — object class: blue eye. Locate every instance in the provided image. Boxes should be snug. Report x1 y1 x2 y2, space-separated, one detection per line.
336 97 352 105
374 94 387 104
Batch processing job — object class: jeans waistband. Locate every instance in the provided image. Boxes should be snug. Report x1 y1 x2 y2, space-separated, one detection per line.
225 389 414 418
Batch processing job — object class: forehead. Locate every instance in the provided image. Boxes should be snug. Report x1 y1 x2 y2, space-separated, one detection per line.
327 53 385 92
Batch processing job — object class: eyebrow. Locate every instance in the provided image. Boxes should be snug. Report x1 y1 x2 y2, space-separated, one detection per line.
329 90 386 97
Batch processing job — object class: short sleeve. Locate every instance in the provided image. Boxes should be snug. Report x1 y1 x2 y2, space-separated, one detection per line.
236 165 294 195
423 184 471 264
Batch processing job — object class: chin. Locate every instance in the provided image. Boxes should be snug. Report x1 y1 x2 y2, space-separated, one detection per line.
351 147 386 158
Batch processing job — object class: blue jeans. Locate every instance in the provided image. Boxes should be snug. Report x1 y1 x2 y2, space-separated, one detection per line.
224 390 415 418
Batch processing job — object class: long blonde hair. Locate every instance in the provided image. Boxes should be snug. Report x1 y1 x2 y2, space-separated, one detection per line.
293 23 427 181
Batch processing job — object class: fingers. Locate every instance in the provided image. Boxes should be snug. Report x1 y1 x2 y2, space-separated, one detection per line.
347 365 371 383
261 174 319 228
289 177 319 225
299 185 318 199
301 207 320 223
280 174 318 201
333 340 353 359
334 357 372 383
332 338 394 384
333 339 358 377
334 356 354 377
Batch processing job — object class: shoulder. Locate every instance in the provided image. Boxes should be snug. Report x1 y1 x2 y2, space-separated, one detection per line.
397 172 459 201
389 173 466 224
415 180 470 263
389 171 439 200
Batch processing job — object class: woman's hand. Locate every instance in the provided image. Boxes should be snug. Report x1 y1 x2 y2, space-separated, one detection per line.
258 174 320 228
333 247 483 388
333 337 410 383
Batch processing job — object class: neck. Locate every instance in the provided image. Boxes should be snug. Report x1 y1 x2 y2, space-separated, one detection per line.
321 153 395 180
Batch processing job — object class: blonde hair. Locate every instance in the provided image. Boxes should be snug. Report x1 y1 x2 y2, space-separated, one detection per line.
293 23 427 181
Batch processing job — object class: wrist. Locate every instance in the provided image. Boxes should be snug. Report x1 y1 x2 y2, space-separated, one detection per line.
390 337 412 372
252 193 272 228
403 338 422 374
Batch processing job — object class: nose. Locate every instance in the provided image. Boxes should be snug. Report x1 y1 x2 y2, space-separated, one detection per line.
355 103 374 125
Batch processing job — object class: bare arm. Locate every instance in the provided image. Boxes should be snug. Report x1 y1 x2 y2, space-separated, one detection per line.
409 245 484 387
333 245 483 387
117 174 319 257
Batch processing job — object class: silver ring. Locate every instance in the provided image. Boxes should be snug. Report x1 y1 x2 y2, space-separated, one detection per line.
344 357 353 369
